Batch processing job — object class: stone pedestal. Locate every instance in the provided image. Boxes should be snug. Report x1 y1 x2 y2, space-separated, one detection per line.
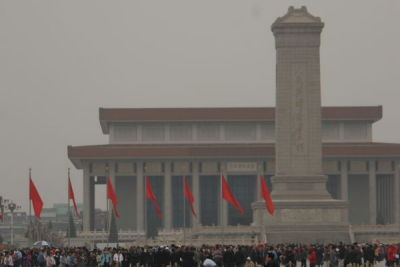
252 200 349 243
271 175 331 200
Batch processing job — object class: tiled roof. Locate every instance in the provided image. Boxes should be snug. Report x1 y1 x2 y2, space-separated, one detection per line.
99 106 383 133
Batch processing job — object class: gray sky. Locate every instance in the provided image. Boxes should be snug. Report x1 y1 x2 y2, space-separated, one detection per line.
0 1 399 211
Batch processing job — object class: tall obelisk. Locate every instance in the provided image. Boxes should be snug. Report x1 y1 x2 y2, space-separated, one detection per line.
252 7 349 243
272 7 329 200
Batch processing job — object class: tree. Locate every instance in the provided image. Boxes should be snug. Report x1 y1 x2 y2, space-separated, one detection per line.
66 212 77 238
108 212 118 243
48 220 53 230
0 234 3 244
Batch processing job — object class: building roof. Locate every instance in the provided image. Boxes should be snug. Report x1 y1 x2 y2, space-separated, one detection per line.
68 142 400 169
99 106 383 133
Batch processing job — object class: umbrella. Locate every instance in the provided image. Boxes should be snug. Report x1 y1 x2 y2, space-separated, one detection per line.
33 241 51 247
203 258 217 267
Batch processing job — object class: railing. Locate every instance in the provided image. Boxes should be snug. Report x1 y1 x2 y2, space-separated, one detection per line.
76 230 145 241
70 226 259 246
352 224 400 232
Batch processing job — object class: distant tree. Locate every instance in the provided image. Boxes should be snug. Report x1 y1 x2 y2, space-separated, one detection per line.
66 213 77 238
0 234 3 244
48 220 53 230
108 212 118 243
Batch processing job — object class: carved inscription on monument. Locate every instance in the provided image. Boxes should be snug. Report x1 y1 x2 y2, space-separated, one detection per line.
291 63 308 156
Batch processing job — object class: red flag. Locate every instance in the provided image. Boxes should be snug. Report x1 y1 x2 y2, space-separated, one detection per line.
261 176 275 215
184 177 197 218
68 177 80 217
221 175 244 214
29 178 44 218
107 177 120 217
146 176 163 218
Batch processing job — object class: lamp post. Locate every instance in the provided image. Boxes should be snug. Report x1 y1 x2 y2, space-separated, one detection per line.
4 199 21 246
0 197 5 222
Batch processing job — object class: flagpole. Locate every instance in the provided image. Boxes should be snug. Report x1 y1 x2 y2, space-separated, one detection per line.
183 176 186 246
106 165 110 247
144 176 148 246
29 168 32 241
220 171 225 246
260 175 266 243
67 168 71 247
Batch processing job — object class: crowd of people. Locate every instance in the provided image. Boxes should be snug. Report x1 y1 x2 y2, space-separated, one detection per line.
0 243 397 267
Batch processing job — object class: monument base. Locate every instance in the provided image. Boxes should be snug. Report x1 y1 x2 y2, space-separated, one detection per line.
252 199 350 243
271 175 332 200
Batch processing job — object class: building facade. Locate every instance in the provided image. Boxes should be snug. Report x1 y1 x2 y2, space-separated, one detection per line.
68 106 400 237
68 6 400 242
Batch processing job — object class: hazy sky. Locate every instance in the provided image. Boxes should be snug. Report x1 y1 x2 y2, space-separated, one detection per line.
1 1 399 211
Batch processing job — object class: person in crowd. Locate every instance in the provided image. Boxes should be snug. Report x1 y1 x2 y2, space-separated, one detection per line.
212 246 223 267
284 246 296 267
243 257 254 267
59 252 68 267
222 246 235 267
113 250 124 267
6 241 400 267
37 249 47 267
309 247 317 267
2 251 14 267
299 246 308 267
100 250 111 267
387 244 398 267
234 247 246 267
45 252 56 267
265 252 278 267
316 246 324 267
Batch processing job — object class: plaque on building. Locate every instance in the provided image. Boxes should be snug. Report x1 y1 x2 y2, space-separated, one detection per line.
323 160 339 173
377 160 393 172
226 162 257 172
117 162 135 174
350 160 368 172
173 161 190 173
201 161 218 173
144 162 162 173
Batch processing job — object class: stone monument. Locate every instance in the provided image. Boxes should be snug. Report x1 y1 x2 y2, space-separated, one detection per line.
252 6 349 243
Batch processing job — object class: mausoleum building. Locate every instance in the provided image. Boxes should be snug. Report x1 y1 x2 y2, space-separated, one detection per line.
68 7 400 242
68 106 400 236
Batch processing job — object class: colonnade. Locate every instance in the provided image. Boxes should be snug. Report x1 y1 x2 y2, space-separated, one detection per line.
82 159 400 232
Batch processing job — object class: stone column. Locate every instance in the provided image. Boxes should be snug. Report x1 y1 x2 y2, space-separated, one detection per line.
340 160 348 201
257 161 267 242
256 161 263 201
394 160 400 224
192 161 201 227
83 164 95 232
221 162 228 226
164 161 173 230
368 160 377 225
136 161 144 232
108 161 117 228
